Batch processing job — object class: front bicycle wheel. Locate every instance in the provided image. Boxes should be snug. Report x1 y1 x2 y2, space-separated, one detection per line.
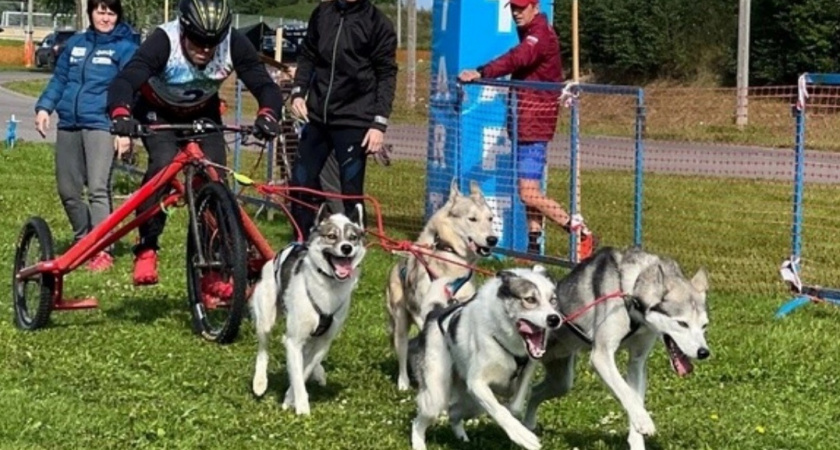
186 181 248 344
12 217 56 331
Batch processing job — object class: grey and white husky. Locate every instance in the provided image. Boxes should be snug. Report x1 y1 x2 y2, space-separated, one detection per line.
250 204 366 415
386 179 499 391
410 266 562 450
523 247 710 450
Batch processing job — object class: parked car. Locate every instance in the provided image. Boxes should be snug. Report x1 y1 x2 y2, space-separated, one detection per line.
260 26 306 63
35 30 77 71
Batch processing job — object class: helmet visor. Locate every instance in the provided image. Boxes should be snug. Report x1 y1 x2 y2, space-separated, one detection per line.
182 24 228 48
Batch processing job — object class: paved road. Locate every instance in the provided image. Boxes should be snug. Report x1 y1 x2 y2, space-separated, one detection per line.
386 125 840 184
0 70 55 144
4 70 840 184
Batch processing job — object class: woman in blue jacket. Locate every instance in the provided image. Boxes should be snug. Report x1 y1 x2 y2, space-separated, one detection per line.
34 0 137 272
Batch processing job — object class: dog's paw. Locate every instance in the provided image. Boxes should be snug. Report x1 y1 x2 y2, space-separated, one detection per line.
310 364 327 387
628 431 647 450
252 373 268 397
397 375 411 391
295 402 311 416
451 421 470 442
507 424 541 450
631 411 656 436
411 424 428 450
411 437 427 450
282 388 294 410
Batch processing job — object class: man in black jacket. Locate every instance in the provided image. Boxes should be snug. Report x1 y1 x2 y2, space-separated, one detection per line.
288 0 398 238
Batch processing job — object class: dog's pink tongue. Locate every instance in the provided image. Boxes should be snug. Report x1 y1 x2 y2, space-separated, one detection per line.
673 354 694 377
333 258 353 278
517 320 545 357
517 320 537 335
665 337 694 377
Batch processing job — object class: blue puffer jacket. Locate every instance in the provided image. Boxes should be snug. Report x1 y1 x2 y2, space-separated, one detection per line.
35 22 138 131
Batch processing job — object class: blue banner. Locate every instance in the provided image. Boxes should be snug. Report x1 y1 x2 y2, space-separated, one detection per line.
426 0 554 252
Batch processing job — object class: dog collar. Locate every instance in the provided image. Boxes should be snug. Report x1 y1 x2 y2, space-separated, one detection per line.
433 234 464 258
317 265 337 280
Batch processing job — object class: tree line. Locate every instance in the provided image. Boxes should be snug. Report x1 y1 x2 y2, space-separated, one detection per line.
554 0 840 86
34 0 840 86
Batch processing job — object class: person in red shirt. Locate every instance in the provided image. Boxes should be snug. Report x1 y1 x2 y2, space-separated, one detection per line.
458 0 596 260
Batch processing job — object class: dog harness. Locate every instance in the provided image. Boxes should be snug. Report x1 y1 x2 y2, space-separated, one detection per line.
557 294 645 345
492 336 530 382
399 233 475 301
272 242 341 338
433 299 529 382
399 263 473 302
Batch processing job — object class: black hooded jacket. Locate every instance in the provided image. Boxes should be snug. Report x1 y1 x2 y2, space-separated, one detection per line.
290 0 398 132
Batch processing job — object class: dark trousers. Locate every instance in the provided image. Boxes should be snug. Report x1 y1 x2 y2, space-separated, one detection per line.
290 121 368 239
134 100 226 253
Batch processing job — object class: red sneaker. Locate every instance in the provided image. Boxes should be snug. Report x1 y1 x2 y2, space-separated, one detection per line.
86 252 113 272
133 249 159 286
200 272 233 308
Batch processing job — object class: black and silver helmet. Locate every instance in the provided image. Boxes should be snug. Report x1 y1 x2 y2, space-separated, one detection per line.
178 0 232 47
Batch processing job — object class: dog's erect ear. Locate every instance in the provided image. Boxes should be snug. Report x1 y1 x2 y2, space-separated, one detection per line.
496 270 516 283
691 267 709 293
634 263 667 299
469 180 486 202
496 270 517 298
448 178 461 201
351 203 365 230
315 203 331 226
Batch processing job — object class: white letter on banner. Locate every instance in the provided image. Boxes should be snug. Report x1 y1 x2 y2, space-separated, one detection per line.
496 0 511 33
433 124 446 168
441 0 449 31
479 85 508 102
435 55 449 100
485 195 511 237
482 126 510 171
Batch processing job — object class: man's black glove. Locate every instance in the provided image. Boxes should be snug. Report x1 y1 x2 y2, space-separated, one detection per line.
110 114 141 138
253 109 281 140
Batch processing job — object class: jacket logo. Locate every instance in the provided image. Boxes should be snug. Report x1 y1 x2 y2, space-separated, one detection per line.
91 56 113 65
525 35 538 45
71 47 86 57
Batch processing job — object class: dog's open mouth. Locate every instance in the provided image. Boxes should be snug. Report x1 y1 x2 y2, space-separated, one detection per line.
325 253 354 280
468 238 493 257
664 334 693 377
517 319 548 359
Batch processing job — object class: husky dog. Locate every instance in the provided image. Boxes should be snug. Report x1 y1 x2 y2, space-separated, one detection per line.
250 204 366 415
387 179 499 391
523 247 710 450
410 266 562 450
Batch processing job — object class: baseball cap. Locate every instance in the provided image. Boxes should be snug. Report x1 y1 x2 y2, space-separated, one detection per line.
508 0 538 7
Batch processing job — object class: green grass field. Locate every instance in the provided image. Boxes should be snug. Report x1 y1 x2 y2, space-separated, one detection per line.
2 143 840 449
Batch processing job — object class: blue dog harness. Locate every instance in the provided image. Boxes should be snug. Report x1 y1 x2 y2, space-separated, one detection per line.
399 264 473 301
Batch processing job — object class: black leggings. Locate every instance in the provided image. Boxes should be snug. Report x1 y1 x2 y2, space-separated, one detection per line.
134 100 226 253
290 121 368 239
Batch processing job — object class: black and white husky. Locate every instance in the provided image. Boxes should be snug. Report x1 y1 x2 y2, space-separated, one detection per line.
524 247 711 450
409 266 562 450
250 204 366 415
